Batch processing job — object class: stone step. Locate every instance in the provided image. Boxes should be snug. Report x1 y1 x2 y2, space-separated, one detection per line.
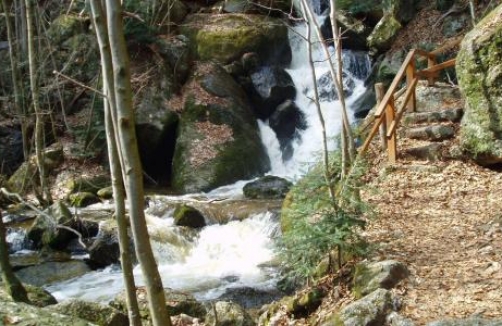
403 108 463 126
405 125 455 141
403 143 444 161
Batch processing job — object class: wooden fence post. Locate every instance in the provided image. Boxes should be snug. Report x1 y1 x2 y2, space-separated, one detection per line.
386 99 397 163
427 54 437 86
375 83 386 150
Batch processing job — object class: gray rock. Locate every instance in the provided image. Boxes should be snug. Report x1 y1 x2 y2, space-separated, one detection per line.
243 176 293 200
426 317 502 326
172 63 270 193
322 289 393 326
353 260 409 298
15 261 91 287
387 311 415 326
405 125 455 141
49 300 128 326
205 301 255 326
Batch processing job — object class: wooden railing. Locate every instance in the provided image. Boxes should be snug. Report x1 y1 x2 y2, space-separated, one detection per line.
359 43 459 163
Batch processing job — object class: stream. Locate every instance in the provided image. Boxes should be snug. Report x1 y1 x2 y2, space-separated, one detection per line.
6 19 370 306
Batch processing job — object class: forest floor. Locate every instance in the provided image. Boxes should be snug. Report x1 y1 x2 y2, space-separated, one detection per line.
360 144 502 324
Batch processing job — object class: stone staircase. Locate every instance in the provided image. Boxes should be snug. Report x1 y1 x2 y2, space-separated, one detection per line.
398 105 464 162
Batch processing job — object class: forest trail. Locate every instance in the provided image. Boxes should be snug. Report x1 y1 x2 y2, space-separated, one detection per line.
361 82 502 324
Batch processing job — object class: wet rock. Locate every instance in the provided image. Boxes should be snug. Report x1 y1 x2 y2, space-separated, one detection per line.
15 261 91 287
50 300 128 326
217 286 284 309
315 71 356 102
268 100 306 160
250 66 296 119
87 226 120 269
205 301 254 326
243 176 293 200
173 204 206 228
353 260 409 298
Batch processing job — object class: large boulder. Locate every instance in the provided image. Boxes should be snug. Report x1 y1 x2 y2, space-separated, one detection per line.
180 13 291 65
456 3 502 165
367 13 402 54
268 100 306 160
352 260 409 298
249 66 296 119
87 224 121 269
0 126 24 176
173 204 206 228
15 261 91 287
172 63 270 193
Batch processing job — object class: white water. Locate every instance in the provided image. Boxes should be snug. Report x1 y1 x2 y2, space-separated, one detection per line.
46 212 279 303
43 16 370 305
260 23 369 180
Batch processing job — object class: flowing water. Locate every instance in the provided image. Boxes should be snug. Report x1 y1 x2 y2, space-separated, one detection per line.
8 17 370 305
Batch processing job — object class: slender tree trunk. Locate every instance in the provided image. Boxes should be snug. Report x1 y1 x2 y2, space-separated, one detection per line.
25 0 52 205
0 212 29 303
105 1 172 325
329 0 355 166
300 0 337 207
1 0 29 160
89 1 142 324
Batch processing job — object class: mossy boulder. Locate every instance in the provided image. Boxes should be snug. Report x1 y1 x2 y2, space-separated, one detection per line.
180 13 291 65
284 288 324 316
353 260 409 299
46 14 89 44
65 174 111 195
0 285 57 307
367 13 402 54
49 300 128 326
173 204 206 228
204 301 254 326
456 3 502 165
6 161 38 195
97 186 114 199
172 63 270 193
243 176 292 199
68 192 100 207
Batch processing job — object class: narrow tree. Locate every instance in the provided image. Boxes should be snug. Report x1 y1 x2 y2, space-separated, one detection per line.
89 1 142 324
25 0 52 205
0 211 29 303
91 1 172 325
1 0 29 160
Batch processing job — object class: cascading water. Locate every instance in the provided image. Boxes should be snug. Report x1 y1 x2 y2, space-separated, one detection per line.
31 7 371 306
259 22 371 179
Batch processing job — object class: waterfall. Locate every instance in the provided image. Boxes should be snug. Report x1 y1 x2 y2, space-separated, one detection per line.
259 22 370 180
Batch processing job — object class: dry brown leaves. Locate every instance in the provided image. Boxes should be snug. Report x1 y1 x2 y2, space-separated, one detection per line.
361 139 502 323
189 121 234 168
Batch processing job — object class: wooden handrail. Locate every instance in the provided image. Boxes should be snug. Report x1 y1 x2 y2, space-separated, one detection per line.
359 46 457 162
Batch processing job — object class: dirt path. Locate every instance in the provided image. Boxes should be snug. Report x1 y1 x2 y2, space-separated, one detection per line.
362 155 502 324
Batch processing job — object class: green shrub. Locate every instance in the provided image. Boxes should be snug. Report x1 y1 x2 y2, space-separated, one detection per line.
278 150 370 287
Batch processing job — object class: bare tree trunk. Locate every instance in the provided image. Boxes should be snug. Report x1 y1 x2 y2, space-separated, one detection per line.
300 0 337 207
89 1 142 324
25 0 52 205
105 1 172 325
1 0 29 160
0 211 29 303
